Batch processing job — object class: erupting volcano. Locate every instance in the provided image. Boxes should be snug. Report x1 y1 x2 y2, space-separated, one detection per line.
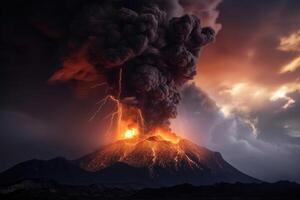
4 1 300 199
78 130 184 172
72 129 258 186
6 0 258 187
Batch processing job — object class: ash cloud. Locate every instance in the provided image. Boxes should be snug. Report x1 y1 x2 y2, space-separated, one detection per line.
120 0 222 31
178 0 222 32
51 1 215 132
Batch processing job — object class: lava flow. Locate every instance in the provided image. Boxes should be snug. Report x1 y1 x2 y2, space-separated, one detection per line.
78 129 200 172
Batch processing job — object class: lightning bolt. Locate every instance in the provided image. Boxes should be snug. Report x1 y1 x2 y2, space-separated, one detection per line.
89 68 124 136
117 68 123 136
137 108 145 134
89 95 114 122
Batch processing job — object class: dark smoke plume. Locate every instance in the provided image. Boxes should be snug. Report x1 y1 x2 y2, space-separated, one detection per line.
51 1 215 132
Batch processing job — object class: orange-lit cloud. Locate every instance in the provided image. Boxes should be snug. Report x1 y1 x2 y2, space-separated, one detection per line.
270 81 300 109
194 80 271 118
196 78 300 117
193 3 300 117
278 30 300 52
278 30 300 73
215 82 269 115
279 56 300 74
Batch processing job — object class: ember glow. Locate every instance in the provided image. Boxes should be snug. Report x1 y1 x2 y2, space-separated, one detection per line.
112 104 181 143
153 129 181 144
117 112 180 144
123 128 138 139
120 126 180 144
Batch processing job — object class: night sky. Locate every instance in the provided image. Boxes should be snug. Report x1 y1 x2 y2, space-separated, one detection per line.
1 0 300 183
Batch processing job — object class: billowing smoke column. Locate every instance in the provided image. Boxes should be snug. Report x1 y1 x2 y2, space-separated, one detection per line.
52 1 215 132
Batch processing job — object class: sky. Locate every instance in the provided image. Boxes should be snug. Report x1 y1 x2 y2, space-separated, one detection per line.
172 0 300 182
1 0 300 183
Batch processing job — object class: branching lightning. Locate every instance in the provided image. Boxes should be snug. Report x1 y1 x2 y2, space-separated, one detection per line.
89 68 124 136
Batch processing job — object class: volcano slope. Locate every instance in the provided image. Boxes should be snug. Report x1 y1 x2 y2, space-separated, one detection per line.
0 136 260 187
76 135 259 186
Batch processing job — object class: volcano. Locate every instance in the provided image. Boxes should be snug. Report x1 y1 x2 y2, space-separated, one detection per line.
0 134 259 187
77 134 260 186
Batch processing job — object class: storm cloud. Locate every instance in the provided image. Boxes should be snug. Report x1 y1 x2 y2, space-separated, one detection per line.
172 84 300 182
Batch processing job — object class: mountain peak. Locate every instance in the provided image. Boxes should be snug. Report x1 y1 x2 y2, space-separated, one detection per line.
76 135 260 185
77 135 206 172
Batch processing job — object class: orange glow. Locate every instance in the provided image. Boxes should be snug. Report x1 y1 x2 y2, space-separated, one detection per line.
91 92 181 144
152 129 181 144
80 128 205 172
123 128 138 139
49 47 98 82
49 43 106 98
118 126 181 145
111 103 144 141
116 118 181 144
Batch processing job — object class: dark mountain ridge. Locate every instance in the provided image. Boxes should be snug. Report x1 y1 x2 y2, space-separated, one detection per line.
1 179 299 200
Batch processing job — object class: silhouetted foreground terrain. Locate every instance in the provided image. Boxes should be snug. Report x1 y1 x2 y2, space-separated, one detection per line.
1 179 299 200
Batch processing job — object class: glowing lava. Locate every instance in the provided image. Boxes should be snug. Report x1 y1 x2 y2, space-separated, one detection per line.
123 128 138 139
151 129 180 144
78 131 203 172
118 123 180 144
